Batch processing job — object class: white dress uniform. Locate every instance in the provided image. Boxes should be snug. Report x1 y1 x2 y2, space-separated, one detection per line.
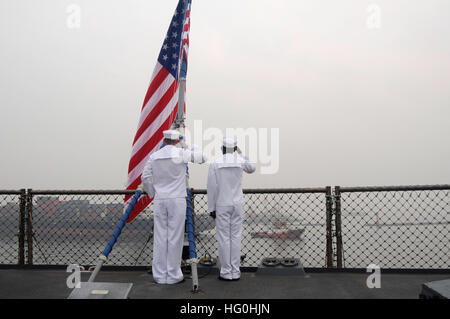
141 130 207 284
207 137 256 280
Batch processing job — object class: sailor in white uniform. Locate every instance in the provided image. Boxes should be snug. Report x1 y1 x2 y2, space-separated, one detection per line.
207 137 256 281
141 129 207 284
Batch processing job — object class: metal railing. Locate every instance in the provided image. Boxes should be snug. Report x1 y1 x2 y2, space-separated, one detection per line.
191 188 328 268
0 190 25 265
0 185 449 270
26 190 153 267
336 185 450 269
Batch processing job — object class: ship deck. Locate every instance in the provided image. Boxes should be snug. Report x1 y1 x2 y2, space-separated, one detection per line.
1 268 448 299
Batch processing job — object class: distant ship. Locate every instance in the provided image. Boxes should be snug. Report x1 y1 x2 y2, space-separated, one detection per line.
251 219 305 239
251 228 304 239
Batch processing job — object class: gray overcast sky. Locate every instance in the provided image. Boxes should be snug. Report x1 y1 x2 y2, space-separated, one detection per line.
0 0 449 190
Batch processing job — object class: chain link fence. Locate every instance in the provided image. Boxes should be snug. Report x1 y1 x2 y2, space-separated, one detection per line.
337 186 450 269
26 190 154 266
1 185 449 270
0 190 25 265
192 188 328 268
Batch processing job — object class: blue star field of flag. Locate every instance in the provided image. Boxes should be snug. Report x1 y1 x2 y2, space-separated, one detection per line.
157 0 190 80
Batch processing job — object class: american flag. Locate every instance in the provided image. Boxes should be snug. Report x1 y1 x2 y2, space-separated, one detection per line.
125 0 192 222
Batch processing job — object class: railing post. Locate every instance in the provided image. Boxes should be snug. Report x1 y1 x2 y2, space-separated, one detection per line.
190 188 195 234
325 186 333 268
26 189 33 265
334 186 343 268
18 189 26 265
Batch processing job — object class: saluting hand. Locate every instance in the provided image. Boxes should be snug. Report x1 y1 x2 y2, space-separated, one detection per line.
179 139 188 149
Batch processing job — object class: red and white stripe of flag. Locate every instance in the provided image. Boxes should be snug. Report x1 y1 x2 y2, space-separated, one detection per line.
125 2 191 222
125 64 180 222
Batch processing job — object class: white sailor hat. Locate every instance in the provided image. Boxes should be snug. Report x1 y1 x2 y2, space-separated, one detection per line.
223 137 237 148
163 130 181 140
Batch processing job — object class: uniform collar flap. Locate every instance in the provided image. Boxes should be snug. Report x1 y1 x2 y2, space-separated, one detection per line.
216 154 244 168
151 145 182 160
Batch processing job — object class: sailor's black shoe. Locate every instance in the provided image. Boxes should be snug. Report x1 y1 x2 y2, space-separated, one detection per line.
218 276 234 282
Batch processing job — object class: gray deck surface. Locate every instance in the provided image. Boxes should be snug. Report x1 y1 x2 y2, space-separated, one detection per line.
0 269 448 299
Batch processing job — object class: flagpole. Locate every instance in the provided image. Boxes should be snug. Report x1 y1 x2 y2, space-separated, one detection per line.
174 78 186 130
172 0 199 293
175 78 199 293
